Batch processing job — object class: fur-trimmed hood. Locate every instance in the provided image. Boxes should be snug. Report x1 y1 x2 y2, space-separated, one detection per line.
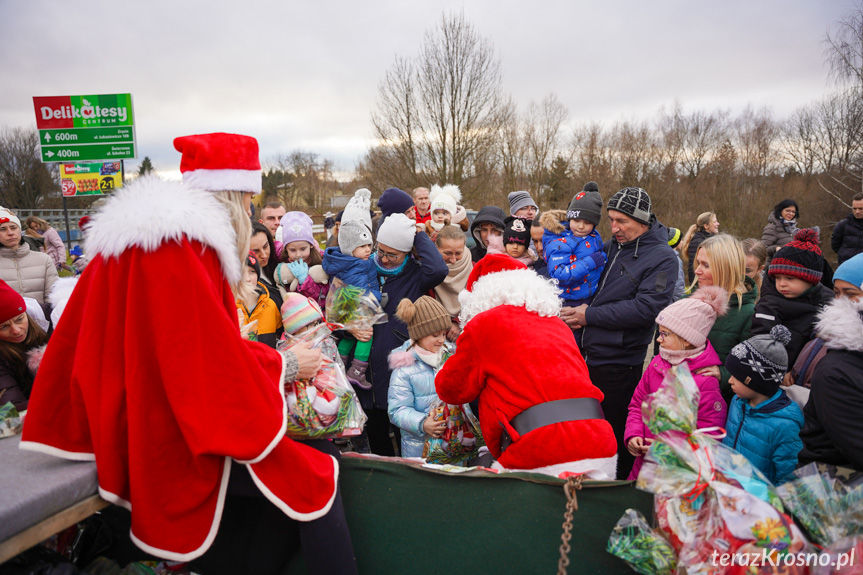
816 296 863 352
458 268 562 328
85 176 242 285
540 209 567 235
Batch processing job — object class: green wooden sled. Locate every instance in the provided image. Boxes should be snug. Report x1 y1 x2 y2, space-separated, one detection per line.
286 454 652 574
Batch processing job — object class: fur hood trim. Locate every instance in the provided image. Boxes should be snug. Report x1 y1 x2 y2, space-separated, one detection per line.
27 345 48 375
816 296 863 352
47 277 79 328
540 210 567 235
48 276 78 309
388 349 417 369
459 268 562 328
85 176 241 285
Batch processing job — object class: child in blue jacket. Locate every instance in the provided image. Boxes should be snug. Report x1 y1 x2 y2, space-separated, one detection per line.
387 296 452 458
723 325 804 484
541 182 606 306
322 218 381 390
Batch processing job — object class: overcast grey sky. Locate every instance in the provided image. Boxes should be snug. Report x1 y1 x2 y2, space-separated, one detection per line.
0 0 854 179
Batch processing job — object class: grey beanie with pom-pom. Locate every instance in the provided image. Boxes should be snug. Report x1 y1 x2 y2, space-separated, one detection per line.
724 325 792 397
395 296 450 342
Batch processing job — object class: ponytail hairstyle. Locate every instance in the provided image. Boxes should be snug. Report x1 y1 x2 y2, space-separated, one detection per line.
678 212 716 264
690 234 747 309
741 238 768 294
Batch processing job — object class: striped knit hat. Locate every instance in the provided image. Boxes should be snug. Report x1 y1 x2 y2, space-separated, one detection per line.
395 296 450 341
769 228 823 285
280 293 323 334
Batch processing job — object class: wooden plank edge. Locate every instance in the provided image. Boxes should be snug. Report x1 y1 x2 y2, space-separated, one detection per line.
0 495 109 565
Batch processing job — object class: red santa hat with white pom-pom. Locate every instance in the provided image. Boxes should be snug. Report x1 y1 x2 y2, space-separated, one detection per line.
458 254 562 328
173 132 262 194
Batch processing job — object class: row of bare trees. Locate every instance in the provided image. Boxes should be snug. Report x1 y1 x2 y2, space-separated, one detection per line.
357 8 863 252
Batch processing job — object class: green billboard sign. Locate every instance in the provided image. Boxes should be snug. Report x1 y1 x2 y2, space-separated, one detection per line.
41 143 135 162
33 93 136 163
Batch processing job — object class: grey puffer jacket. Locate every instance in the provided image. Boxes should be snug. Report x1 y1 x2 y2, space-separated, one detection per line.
0 242 59 304
761 212 797 255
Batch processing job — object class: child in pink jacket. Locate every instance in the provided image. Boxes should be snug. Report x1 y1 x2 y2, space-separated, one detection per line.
624 285 729 480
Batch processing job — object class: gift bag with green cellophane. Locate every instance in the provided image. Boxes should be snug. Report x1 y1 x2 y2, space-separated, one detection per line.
621 364 813 575
776 463 863 575
277 324 366 439
606 508 677 575
324 278 387 332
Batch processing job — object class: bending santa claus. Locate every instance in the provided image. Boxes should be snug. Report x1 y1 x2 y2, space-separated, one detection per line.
435 254 618 478
20 133 357 574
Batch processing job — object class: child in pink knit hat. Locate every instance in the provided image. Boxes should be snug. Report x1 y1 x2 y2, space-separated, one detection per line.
624 285 730 480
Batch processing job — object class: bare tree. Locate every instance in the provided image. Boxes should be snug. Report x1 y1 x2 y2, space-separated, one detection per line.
524 93 568 204
368 11 504 197
825 2 863 90
734 105 779 191
370 56 422 187
825 2 863 196
496 96 528 193
0 126 57 209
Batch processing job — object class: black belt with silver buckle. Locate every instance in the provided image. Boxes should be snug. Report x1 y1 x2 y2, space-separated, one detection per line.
499 398 605 453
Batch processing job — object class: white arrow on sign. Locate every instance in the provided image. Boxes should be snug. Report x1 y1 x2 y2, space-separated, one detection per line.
43 133 51 143
45 150 54 158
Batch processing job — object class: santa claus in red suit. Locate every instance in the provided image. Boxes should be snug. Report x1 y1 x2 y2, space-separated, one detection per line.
435 254 618 478
20 133 355 571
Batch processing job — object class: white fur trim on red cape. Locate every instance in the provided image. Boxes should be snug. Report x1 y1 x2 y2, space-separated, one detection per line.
85 176 242 285
246 455 339 522
183 168 262 195
816 296 863 352
458 268 562 328
491 454 618 481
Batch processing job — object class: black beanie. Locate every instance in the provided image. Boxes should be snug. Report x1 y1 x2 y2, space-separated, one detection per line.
503 216 531 247
567 182 602 226
607 187 652 225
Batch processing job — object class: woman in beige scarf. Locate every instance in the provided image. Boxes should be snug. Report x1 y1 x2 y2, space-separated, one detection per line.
433 225 473 341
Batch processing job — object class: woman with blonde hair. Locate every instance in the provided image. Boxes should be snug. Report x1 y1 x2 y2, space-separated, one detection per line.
689 234 757 403
678 211 719 284
21 133 357 574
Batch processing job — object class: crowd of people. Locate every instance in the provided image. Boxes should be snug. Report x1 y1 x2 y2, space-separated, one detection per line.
1 131 862 573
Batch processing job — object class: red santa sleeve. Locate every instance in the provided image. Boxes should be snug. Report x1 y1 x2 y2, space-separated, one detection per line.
435 324 485 405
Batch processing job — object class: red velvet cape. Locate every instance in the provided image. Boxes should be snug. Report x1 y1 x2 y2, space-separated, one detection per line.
21 237 338 561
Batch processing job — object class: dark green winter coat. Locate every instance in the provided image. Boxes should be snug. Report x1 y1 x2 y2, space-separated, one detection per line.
689 275 757 403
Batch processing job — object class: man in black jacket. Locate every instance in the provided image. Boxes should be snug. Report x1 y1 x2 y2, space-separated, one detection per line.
831 192 863 266
562 187 679 479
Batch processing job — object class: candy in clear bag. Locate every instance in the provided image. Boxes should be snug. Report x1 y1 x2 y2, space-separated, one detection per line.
606 508 677 575
422 401 484 465
278 324 366 439
324 278 387 332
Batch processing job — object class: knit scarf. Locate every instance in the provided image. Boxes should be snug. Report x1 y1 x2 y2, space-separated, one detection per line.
429 220 446 232
413 343 443 369
659 343 706 366
433 253 473 317
374 252 410 287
